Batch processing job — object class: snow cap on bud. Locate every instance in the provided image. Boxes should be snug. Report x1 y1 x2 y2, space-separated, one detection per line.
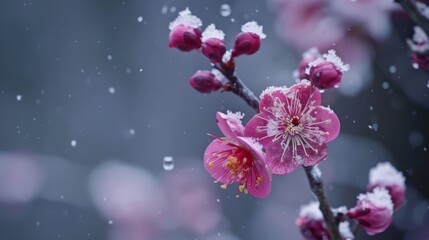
296 202 331 240
296 48 320 80
201 24 226 63
407 26 429 71
232 21 266 57
305 50 350 90
368 162 406 209
168 8 203 52
189 70 222 94
347 187 393 236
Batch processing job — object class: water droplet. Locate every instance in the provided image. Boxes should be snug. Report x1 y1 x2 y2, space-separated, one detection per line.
70 140 77 147
318 89 325 93
137 16 143 22
107 54 112 61
108 220 113 225
334 84 340 88
413 63 419 69
161 5 168 14
220 4 231 17
16 95 22 101
389 65 397 73
163 156 174 171
216 198 220 202
382 81 389 90
108 87 115 94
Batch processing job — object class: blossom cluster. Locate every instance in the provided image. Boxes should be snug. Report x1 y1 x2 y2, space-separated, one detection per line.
297 162 405 239
168 8 407 239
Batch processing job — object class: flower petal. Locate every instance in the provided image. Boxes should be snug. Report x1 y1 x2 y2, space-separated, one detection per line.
236 137 265 163
244 113 273 146
203 138 234 183
216 111 244 142
247 162 271 198
311 106 340 143
301 143 327 167
259 88 288 116
265 141 300 174
289 82 321 107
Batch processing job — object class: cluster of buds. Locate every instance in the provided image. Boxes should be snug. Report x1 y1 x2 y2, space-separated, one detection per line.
168 8 266 94
407 26 429 71
296 162 405 239
295 48 350 90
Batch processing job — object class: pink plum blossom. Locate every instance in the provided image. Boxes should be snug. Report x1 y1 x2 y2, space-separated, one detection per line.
168 8 203 52
204 111 271 198
347 187 394 236
296 201 331 240
245 82 340 174
368 162 406 209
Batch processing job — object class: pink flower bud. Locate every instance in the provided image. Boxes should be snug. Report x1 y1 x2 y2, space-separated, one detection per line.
232 21 266 57
168 25 202 52
308 61 343 89
296 48 320 80
296 202 331 240
303 50 349 90
202 38 226 63
168 8 203 52
347 188 393 236
411 53 429 71
189 70 222 94
368 162 406 209
233 32 261 57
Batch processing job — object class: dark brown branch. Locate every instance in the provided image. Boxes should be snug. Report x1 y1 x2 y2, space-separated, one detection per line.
396 0 429 36
214 63 342 240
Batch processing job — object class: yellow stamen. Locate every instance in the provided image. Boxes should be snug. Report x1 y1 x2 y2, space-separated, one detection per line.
208 161 214 167
244 189 249 194
256 176 264 186
239 184 245 192
220 184 227 189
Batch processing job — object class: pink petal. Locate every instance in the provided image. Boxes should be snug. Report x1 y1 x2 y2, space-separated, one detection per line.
311 106 340 143
236 137 265 163
265 141 299 174
244 113 273 146
301 143 327 167
216 112 244 143
259 89 288 117
203 138 234 183
247 162 271 198
289 82 321 107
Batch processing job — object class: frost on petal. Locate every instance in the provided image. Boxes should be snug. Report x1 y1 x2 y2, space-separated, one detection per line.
311 106 341 143
369 162 405 188
241 21 266 39
216 111 245 142
299 201 323 220
357 187 394 213
259 86 288 99
202 24 225 42
306 49 350 74
169 7 202 30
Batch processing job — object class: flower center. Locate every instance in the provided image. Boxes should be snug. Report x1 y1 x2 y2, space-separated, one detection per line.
284 116 302 136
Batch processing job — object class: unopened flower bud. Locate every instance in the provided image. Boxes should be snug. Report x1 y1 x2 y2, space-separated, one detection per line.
347 188 393 236
189 70 222 94
368 162 406 209
296 202 331 240
305 50 349 90
296 48 320 80
201 24 226 63
168 8 203 52
411 53 429 71
232 21 266 57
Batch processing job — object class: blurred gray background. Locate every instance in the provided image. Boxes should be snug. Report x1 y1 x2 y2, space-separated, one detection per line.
0 0 428 239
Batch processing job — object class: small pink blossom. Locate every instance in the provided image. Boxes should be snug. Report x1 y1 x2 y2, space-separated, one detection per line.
245 82 340 174
368 162 406 209
347 187 394 236
168 8 203 52
232 21 266 57
204 111 271 198
189 70 222 94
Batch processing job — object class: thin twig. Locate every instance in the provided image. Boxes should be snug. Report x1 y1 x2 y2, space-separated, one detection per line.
214 64 342 240
396 0 429 36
